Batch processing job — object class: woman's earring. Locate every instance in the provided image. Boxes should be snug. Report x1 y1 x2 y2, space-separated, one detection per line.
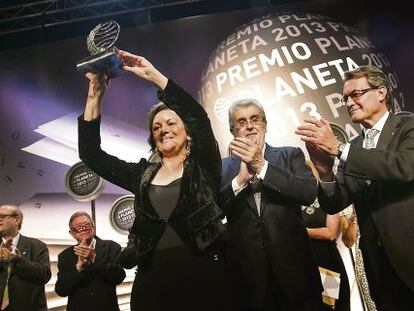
186 137 192 156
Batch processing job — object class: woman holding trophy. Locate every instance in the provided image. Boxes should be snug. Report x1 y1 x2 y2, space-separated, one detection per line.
78 50 236 310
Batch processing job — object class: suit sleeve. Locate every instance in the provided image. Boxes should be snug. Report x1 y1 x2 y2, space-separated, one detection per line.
119 231 139 269
262 147 317 206
88 241 126 285
78 115 146 193
343 123 414 182
319 116 414 214
157 80 221 190
318 169 355 214
13 239 51 285
219 158 238 214
55 251 85 297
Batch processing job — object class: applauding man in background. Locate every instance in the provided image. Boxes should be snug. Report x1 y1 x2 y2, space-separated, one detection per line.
0 204 51 311
55 211 125 311
296 65 414 310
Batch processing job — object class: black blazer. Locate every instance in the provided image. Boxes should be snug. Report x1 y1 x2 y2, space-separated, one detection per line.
318 113 414 291
55 236 126 311
0 234 51 311
78 80 225 269
220 145 322 307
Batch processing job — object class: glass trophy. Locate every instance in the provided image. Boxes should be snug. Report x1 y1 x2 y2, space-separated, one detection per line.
76 20 124 78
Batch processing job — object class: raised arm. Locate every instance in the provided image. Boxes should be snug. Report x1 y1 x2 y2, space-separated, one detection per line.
119 50 220 185
79 70 145 192
83 72 108 121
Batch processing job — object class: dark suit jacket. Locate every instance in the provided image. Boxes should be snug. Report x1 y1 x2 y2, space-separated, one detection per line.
55 236 126 311
318 113 414 292
0 234 51 311
220 145 322 307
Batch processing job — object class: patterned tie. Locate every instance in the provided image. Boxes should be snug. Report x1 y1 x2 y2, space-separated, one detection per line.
1 264 11 310
250 175 261 216
364 129 380 186
365 129 380 149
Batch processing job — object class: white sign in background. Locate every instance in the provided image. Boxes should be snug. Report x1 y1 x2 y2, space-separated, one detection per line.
199 12 405 156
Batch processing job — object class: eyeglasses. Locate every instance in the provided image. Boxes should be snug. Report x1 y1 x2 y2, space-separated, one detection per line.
340 87 378 105
0 214 16 220
71 222 93 233
233 114 264 129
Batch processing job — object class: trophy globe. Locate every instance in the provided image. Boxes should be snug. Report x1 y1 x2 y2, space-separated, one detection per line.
76 20 124 78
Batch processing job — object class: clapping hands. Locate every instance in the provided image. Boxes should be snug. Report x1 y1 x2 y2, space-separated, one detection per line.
0 238 21 263
74 239 96 270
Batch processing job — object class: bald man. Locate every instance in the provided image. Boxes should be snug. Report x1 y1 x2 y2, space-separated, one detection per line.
0 204 51 311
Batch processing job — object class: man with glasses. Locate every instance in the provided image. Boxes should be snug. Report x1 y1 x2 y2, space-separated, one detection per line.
220 99 323 310
55 211 125 311
0 204 51 311
296 65 414 310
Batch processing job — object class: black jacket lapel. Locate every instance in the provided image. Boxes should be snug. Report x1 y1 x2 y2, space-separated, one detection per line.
376 113 401 150
16 234 29 258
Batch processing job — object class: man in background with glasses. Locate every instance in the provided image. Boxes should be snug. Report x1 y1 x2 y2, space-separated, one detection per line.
296 65 414 310
0 204 51 311
220 99 323 310
55 211 125 311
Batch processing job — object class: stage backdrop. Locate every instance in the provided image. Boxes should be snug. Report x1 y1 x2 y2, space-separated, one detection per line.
0 2 412 310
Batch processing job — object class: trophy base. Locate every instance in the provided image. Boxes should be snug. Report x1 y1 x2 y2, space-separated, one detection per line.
76 47 124 78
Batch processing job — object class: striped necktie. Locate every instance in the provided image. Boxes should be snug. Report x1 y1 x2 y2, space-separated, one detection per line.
364 129 380 186
250 175 261 216
1 264 11 310
365 129 380 149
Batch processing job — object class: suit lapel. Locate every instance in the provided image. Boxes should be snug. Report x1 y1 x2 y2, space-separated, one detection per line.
260 145 278 216
228 156 241 180
16 235 29 259
229 156 259 217
94 236 103 260
139 162 162 219
11 235 29 275
376 113 401 150
352 135 363 147
264 144 277 162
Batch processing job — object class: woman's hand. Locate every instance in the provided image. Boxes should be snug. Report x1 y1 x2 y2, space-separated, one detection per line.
118 50 168 90
86 72 109 100
340 211 358 248
83 72 108 121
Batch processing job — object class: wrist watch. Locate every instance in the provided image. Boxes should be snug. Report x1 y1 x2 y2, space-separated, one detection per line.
337 143 346 158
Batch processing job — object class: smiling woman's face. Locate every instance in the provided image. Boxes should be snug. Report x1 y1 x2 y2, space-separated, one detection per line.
152 109 188 157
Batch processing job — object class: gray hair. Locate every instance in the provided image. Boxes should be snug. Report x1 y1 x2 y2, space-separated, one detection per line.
228 98 267 130
69 211 95 230
343 65 392 110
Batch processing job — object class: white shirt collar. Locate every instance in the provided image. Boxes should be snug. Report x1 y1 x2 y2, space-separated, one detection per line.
363 111 389 135
2 232 20 250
